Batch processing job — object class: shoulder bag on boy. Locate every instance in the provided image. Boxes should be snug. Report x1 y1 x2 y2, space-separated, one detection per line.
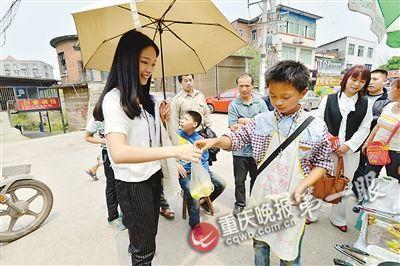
366 121 400 166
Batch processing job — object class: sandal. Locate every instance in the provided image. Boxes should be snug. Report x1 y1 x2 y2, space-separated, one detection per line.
160 207 175 219
85 170 98 181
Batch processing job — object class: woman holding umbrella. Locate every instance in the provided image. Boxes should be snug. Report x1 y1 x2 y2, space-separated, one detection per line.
93 30 202 265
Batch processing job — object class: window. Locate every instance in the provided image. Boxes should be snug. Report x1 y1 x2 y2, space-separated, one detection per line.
16 88 28 99
278 21 287 33
32 64 38 69
251 29 257 41
288 21 295 35
348 43 355 55
238 29 243 37
4 64 10 70
282 46 296 60
346 64 352 69
365 64 372 70
304 25 308 37
357 45 364 57
307 25 315 38
367 47 373 58
13 65 19 76
299 49 312 65
32 69 40 77
58 52 67 74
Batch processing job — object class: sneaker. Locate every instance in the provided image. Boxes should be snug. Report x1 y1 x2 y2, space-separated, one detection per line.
85 170 98 181
108 218 126 231
232 206 244 218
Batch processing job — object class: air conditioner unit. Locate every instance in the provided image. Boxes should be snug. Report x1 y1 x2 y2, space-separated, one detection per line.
293 37 304 44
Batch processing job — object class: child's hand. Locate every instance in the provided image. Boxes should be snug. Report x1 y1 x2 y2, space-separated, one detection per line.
291 185 307 206
335 144 350 157
238 118 251 125
195 138 218 151
177 164 187 178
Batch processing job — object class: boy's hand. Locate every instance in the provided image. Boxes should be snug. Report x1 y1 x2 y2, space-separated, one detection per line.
291 184 307 206
177 164 187 178
195 138 218 151
238 118 251 125
335 144 350 157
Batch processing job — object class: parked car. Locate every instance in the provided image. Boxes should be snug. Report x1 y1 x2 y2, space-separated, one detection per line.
206 88 263 113
300 90 321 111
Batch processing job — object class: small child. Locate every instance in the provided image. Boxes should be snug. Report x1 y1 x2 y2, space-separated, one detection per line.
196 61 333 265
177 111 226 236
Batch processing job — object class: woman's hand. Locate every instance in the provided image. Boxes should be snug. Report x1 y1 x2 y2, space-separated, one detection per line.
335 144 350 157
159 100 171 125
361 142 369 154
177 164 187 178
195 138 219 151
173 144 202 162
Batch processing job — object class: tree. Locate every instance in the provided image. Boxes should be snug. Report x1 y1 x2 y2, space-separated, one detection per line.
234 46 260 87
380 56 400 70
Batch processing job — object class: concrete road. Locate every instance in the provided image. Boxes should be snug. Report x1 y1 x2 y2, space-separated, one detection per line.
1 113 360 265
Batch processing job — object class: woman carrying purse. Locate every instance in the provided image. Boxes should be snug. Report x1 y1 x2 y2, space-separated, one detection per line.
362 78 400 182
307 65 373 232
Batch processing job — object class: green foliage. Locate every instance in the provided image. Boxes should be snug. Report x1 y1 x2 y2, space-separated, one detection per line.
380 56 400 70
314 86 334 97
235 46 260 87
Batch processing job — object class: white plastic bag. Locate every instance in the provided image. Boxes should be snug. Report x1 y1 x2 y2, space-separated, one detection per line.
190 162 214 200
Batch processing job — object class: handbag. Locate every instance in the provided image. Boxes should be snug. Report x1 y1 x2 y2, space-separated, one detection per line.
312 157 350 204
366 121 400 166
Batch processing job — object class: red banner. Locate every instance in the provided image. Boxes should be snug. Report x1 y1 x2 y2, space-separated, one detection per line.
17 98 61 111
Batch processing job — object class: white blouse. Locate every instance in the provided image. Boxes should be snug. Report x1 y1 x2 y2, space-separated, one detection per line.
102 88 161 183
317 93 373 153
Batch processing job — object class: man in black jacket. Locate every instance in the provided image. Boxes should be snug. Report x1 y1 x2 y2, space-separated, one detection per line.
352 69 391 209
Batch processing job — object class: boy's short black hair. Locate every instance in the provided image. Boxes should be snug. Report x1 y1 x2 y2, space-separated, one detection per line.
371 69 388 77
178 74 194 83
186 110 202 128
265 60 310 92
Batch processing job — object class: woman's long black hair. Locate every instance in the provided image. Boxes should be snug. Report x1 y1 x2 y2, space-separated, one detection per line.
93 30 160 121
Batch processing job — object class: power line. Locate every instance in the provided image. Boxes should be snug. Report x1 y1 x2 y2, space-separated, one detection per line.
1 0 22 47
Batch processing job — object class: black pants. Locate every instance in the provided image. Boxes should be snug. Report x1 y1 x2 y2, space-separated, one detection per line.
352 151 367 199
364 150 400 182
233 156 257 207
115 170 162 266
102 149 119 222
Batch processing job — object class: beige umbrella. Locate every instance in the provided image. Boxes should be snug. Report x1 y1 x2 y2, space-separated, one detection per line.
73 0 247 95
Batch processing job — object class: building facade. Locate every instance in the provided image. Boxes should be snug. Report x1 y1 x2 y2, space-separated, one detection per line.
50 35 109 131
0 55 54 79
231 4 322 70
317 36 377 70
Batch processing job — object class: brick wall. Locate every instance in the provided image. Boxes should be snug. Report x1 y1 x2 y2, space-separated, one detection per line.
62 86 89 131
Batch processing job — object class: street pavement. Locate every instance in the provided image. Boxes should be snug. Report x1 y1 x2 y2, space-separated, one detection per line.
1 112 360 265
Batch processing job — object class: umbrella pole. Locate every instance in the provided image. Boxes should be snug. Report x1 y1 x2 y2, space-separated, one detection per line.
158 22 167 100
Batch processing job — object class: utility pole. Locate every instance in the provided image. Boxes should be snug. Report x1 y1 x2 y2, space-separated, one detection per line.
248 0 279 95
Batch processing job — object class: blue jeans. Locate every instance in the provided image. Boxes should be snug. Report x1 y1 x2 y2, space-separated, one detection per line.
253 231 304 266
179 171 226 228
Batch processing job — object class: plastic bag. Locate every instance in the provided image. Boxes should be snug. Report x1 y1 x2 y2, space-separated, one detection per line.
190 162 214 200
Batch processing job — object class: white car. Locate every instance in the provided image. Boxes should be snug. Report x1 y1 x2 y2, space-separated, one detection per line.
300 91 321 111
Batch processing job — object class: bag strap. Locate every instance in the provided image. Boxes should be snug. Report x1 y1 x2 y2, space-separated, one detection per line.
256 115 315 177
386 121 400 145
